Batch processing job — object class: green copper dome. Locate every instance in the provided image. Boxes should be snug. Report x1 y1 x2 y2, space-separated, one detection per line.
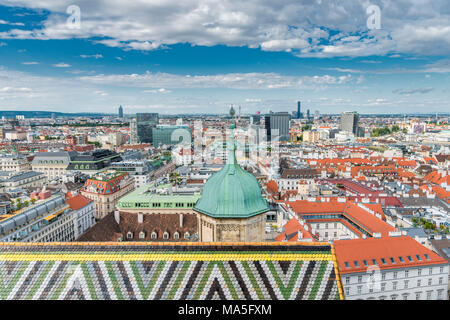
194 125 269 218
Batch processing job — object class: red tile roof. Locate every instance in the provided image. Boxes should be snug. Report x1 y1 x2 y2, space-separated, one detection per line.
66 194 93 210
334 236 448 274
275 217 317 242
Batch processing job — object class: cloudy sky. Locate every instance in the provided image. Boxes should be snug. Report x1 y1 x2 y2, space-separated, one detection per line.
0 0 449 115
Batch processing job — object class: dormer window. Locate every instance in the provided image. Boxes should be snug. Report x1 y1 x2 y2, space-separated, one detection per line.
184 232 190 239
416 255 422 261
163 232 169 240
174 232 179 240
139 231 145 239
151 232 157 239
127 231 133 239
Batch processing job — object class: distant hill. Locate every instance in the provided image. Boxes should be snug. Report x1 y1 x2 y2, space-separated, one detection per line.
0 110 111 118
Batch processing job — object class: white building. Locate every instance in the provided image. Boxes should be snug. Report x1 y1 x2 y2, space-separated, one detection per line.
335 235 449 300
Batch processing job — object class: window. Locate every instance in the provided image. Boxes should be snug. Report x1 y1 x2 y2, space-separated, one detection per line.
439 266 444 273
438 277 443 285
428 278 432 286
381 283 385 292
393 271 398 279
416 255 422 261
424 254 430 260
357 286 362 295
184 232 190 239
405 270 409 278
345 277 350 285
139 231 145 239
417 279 421 287
437 290 443 299
381 258 387 265
372 259 377 265
390 257 395 264
404 280 409 289
415 292 421 300
363 260 368 267
398 256 404 263
163 232 169 240
127 231 133 239
358 275 362 284
393 282 397 290
173 232 179 240
354 261 360 268
418 268 422 276
151 232 157 239
391 294 398 300
345 287 350 296
426 291 432 300
407 256 412 262
382 273 386 281
429 268 432 275
345 262 350 268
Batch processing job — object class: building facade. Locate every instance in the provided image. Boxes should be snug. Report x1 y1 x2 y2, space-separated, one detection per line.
31 151 75 181
335 236 449 300
80 170 134 220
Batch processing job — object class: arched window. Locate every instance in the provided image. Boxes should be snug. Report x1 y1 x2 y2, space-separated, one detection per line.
139 231 145 239
163 232 169 240
151 232 157 239
127 231 133 239
184 232 190 239
173 232 179 240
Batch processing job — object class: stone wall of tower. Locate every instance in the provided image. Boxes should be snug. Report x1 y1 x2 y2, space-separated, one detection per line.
198 213 265 242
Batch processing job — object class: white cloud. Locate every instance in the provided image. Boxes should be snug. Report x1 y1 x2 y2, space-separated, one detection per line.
22 61 39 65
0 0 448 57
79 71 353 90
53 62 70 68
0 19 24 26
52 62 71 68
143 88 171 93
80 54 103 59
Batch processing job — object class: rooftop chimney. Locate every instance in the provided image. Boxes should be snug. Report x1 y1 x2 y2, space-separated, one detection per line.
389 231 402 237
138 213 143 223
114 211 120 225
179 214 183 228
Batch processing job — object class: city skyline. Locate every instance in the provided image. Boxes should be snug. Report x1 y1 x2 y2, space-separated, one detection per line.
0 1 449 114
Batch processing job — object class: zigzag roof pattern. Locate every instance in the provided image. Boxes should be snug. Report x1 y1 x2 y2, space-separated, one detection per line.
0 242 343 300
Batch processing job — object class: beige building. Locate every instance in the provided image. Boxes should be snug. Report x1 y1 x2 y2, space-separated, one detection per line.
303 130 321 143
81 170 134 220
31 151 74 181
0 156 31 172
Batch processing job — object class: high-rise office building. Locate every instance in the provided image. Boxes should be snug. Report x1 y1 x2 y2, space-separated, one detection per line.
306 109 310 120
250 113 261 125
118 105 123 118
264 112 290 142
340 111 359 135
297 101 302 119
152 125 193 147
130 118 138 144
136 113 159 143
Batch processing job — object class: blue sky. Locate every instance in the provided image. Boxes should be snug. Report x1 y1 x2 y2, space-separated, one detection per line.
0 1 449 114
